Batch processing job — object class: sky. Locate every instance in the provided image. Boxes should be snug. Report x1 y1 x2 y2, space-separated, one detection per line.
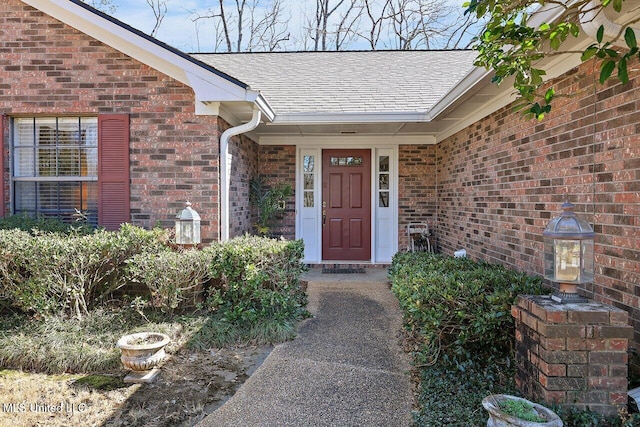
92 0 474 53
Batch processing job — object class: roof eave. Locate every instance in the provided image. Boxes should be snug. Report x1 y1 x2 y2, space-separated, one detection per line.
428 3 585 141
427 2 573 122
272 111 429 125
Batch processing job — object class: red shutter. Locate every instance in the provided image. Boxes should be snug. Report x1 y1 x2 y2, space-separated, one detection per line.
0 115 5 218
98 114 130 230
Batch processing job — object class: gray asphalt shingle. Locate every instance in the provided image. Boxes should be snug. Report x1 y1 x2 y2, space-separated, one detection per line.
192 50 476 115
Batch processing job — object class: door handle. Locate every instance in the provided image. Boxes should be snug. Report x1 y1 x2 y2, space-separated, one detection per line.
322 201 326 225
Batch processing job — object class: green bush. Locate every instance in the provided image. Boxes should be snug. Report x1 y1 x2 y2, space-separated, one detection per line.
126 249 210 314
0 213 95 235
0 224 169 318
389 251 548 365
206 235 308 324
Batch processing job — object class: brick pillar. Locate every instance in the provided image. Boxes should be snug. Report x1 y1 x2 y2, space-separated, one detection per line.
512 295 633 416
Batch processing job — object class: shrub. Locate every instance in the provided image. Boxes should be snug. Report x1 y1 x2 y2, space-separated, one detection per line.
0 213 95 236
206 235 308 324
389 251 548 366
126 249 209 314
0 224 170 318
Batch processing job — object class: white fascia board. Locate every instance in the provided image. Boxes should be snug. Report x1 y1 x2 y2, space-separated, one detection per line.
425 67 493 121
23 0 252 103
259 135 436 146
272 111 429 125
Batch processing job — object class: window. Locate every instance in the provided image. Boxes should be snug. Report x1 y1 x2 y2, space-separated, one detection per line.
330 156 363 166
12 117 98 225
303 155 315 207
378 155 390 207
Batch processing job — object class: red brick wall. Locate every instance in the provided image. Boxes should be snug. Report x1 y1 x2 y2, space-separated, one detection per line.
398 144 438 250
0 0 222 241
225 119 258 238
436 60 640 347
257 145 296 240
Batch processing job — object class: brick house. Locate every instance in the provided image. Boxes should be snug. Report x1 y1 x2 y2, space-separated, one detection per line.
1 0 639 347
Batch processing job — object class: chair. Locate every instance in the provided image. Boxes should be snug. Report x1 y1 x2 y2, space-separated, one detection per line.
407 222 432 253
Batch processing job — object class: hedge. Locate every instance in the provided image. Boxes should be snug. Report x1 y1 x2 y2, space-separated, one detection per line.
389 251 548 366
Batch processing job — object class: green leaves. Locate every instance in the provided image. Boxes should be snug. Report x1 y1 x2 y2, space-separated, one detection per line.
389 252 547 366
600 59 617 83
470 0 639 120
624 27 637 48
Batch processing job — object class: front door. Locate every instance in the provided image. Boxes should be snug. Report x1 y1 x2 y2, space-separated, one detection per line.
322 149 371 261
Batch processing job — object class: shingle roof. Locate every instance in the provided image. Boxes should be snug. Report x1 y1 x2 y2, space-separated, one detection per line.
192 50 476 115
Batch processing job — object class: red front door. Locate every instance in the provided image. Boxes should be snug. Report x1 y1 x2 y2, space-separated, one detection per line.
322 149 371 261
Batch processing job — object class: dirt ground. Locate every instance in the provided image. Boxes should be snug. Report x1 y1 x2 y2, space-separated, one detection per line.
0 345 273 427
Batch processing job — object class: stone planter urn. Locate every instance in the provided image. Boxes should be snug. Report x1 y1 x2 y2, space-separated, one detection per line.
482 395 563 427
117 332 170 383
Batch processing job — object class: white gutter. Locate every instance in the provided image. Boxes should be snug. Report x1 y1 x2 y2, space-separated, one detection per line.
580 0 639 47
219 108 262 241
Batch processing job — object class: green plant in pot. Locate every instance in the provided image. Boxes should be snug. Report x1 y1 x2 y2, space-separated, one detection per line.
482 394 563 427
249 175 293 236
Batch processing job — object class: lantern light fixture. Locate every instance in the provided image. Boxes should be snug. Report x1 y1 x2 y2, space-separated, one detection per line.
542 202 594 303
175 201 201 246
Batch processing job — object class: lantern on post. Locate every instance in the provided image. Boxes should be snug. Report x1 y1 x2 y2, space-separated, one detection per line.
175 201 201 246
543 202 594 303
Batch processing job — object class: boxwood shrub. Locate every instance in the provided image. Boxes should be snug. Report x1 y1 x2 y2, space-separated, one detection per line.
205 235 308 324
390 252 551 425
0 224 170 318
389 251 548 366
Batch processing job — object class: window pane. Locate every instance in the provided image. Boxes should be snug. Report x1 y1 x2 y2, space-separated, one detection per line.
35 118 56 146
379 156 390 172
379 191 389 208
81 118 98 146
304 173 314 190
14 147 35 177
331 157 363 166
81 147 98 177
58 182 81 210
37 181 59 213
58 117 80 145
59 148 81 176
83 182 98 225
37 148 57 176
303 155 314 172
304 191 314 207
379 173 389 190
14 118 34 146
14 182 36 213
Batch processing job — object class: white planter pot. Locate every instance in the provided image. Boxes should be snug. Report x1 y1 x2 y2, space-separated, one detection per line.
117 332 170 372
482 395 563 427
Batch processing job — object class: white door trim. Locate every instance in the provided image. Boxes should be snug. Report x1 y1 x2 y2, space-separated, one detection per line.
296 143 398 264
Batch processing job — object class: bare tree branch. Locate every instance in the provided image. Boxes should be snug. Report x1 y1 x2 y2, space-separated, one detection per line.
146 0 169 38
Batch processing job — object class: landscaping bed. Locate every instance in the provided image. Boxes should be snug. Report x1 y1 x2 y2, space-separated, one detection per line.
389 252 640 427
0 219 308 426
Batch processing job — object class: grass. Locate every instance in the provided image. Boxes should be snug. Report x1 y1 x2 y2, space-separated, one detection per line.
0 306 302 375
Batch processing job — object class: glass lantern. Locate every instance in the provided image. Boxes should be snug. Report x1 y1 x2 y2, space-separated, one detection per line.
175 201 201 246
543 202 594 303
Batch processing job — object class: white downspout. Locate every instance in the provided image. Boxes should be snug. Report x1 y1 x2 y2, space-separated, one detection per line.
580 0 638 47
219 108 262 241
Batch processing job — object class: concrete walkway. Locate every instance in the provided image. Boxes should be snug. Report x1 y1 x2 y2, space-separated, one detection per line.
198 269 413 427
